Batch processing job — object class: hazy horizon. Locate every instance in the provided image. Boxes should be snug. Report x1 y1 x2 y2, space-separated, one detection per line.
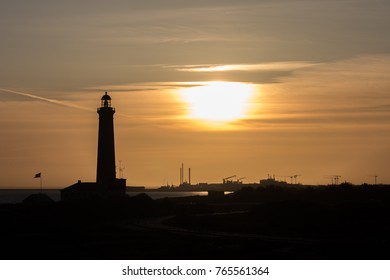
1 0 390 188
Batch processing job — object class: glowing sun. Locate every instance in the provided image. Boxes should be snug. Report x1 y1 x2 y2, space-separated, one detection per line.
180 81 255 122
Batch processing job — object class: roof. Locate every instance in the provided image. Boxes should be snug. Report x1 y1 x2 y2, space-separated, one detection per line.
101 92 111 101
61 182 98 192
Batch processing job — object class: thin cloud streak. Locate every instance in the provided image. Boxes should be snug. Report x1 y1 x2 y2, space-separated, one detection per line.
0 88 180 129
87 81 213 92
172 61 317 72
0 88 94 112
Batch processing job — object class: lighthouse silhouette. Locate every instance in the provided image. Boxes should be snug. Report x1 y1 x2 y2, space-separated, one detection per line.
61 92 126 200
97 92 116 186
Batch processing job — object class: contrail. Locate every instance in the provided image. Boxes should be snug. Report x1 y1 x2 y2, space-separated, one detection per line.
0 88 148 124
0 88 94 112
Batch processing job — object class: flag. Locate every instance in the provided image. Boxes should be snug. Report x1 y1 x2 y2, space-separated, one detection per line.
34 173 41 178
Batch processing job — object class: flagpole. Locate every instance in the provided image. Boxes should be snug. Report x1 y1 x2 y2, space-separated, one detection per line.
33 172 42 193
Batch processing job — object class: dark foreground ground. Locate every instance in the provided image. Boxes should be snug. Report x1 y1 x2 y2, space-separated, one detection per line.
2 184 390 259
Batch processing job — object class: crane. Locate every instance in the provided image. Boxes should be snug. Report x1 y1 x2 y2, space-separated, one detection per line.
223 175 236 184
293 174 301 184
368 175 378 185
333 175 341 185
325 175 342 185
277 175 294 184
237 177 246 183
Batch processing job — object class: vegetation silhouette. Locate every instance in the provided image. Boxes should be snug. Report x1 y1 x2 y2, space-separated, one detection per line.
2 184 390 259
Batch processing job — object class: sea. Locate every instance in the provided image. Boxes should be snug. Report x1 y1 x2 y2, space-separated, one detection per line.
0 189 208 204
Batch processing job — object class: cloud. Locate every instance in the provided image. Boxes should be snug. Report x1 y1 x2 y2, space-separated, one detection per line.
249 54 390 129
86 81 212 92
83 54 390 131
171 61 317 72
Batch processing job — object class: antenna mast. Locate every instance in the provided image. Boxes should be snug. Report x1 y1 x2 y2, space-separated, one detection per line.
118 160 125 179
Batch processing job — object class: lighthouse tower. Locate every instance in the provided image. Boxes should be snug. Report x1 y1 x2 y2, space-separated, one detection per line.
96 92 116 186
60 92 126 201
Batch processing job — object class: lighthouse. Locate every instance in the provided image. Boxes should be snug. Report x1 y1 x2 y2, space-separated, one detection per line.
61 92 126 200
96 92 116 186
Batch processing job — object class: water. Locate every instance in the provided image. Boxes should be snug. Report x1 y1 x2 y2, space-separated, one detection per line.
127 191 208 200
0 189 208 204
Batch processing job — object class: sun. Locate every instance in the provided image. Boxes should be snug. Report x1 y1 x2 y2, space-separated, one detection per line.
180 81 255 122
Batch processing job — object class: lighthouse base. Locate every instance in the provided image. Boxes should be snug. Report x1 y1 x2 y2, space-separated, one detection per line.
60 179 126 201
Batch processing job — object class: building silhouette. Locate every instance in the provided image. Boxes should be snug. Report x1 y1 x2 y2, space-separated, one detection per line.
61 92 126 200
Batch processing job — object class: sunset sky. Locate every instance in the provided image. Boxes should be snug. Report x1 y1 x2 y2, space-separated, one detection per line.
1 0 390 188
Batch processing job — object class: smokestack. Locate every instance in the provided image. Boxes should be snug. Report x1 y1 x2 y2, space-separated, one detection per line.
179 166 182 185
181 163 184 185
189 168 191 185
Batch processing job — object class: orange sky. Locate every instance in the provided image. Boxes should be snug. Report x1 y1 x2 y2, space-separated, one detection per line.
1 1 390 187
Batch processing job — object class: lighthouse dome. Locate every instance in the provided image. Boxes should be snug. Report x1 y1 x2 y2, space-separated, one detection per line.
100 92 112 107
101 92 111 100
